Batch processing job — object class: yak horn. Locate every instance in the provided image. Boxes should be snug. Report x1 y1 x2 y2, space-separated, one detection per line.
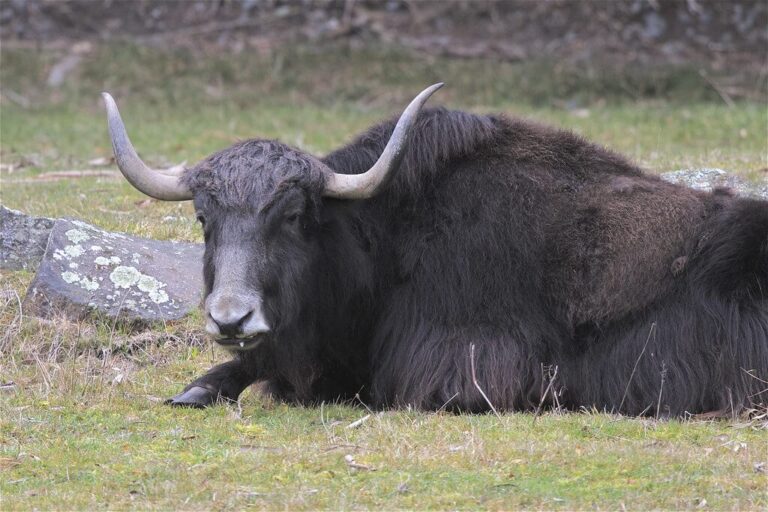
323 83 444 199
102 92 193 201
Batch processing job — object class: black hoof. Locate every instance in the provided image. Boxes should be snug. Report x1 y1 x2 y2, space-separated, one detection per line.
165 385 219 408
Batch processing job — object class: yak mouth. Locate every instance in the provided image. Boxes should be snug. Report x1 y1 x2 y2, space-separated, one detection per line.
214 335 265 352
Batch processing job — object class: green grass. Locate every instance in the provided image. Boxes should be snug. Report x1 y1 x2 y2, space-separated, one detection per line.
2 390 766 510
1 43 767 510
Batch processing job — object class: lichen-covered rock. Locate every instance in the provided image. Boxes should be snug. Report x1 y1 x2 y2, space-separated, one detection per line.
660 168 768 200
0 206 56 271
23 218 204 322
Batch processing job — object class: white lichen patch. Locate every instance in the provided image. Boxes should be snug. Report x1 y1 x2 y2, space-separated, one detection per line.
90 245 103 252
64 245 85 258
68 262 79 269
150 289 170 304
109 266 141 289
61 271 81 284
61 270 100 291
65 228 90 244
95 256 121 266
80 277 99 291
137 275 161 293
106 266 170 304
137 275 170 304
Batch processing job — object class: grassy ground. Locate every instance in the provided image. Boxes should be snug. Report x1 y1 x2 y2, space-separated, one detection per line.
1 43 767 510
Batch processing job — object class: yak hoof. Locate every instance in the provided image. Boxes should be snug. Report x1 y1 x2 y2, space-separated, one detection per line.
165 386 219 408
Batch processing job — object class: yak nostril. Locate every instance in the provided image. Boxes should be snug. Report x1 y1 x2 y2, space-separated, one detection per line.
212 310 253 337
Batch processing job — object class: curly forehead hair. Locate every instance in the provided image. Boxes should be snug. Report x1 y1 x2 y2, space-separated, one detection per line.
181 139 328 208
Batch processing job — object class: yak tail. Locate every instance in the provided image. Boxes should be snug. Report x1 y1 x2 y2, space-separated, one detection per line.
690 197 768 302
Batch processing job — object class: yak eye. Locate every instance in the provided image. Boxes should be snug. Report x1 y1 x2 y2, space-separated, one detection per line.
285 212 300 224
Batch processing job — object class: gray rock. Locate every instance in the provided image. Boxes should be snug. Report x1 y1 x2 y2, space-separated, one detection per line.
0 206 56 271
660 168 768 200
23 218 204 322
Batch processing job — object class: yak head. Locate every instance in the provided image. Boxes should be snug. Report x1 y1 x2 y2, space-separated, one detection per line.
101 84 442 351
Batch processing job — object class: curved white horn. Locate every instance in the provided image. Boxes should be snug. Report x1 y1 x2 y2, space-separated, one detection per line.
102 92 192 201
323 83 444 199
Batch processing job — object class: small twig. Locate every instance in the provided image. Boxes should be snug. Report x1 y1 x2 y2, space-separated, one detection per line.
469 343 501 419
619 322 657 414
41 170 120 179
741 368 768 386
552 382 562 412
234 397 244 420
728 387 736 421
12 288 22 328
320 401 325 424
533 365 560 422
436 392 460 413
699 69 735 108
344 454 375 471
656 361 667 418
322 444 369 453
354 392 375 415
747 387 768 399
80 349 93 398
638 403 654 417
346 414 371 429
32 353 52 396
0 382 18 392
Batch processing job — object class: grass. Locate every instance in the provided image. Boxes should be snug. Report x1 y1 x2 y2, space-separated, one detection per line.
1 42 767 510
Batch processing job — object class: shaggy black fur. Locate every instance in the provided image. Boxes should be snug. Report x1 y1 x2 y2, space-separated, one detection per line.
179 107 768 416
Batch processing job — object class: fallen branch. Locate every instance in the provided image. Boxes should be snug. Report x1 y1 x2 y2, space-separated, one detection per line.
5 170 122 184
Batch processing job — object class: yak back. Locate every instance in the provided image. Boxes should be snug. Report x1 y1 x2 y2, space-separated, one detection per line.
323 107 645 202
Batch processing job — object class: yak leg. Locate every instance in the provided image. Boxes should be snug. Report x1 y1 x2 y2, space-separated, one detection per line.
371 320 546 412
166 357 262 408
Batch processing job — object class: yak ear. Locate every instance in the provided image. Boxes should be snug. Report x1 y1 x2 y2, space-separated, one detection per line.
323 83 444 199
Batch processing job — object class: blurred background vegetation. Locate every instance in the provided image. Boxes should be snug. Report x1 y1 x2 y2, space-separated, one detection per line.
2 1 766 172
3 0 766 106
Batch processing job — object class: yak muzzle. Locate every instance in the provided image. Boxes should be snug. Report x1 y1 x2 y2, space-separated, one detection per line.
205 294 270 350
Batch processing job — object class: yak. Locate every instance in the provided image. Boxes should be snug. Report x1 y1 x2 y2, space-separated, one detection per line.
101 84 768 416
